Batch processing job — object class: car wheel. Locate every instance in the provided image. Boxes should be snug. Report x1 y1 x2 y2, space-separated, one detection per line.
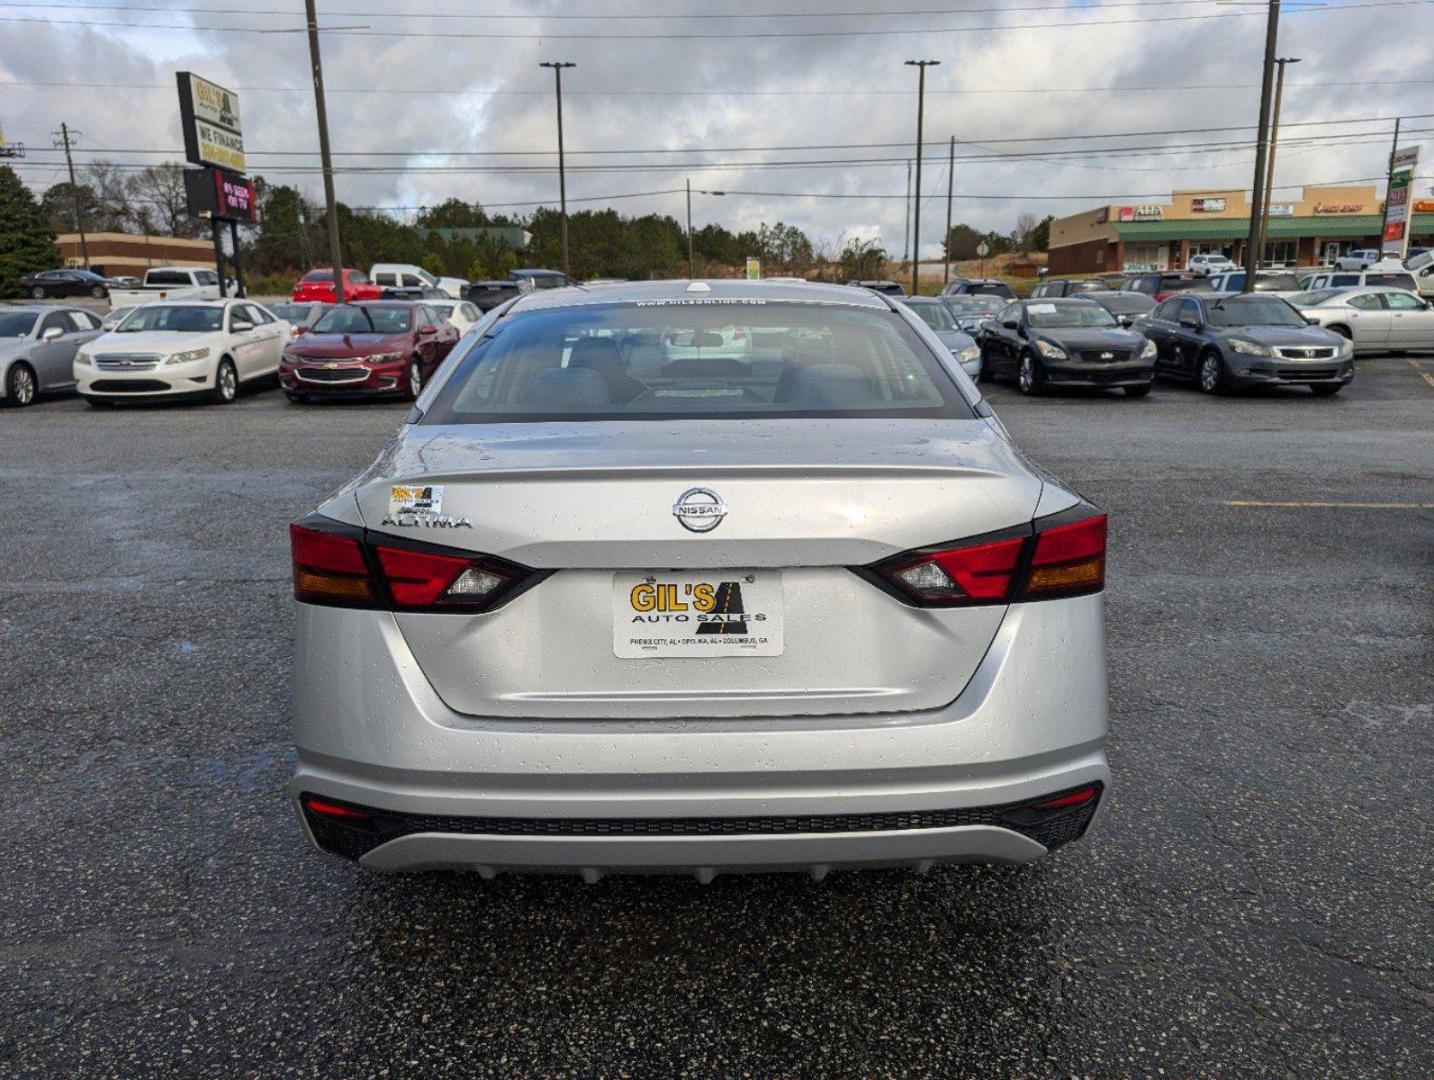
407 359 423 400
5 363 37 407
1309 384 1343 397
212 358 239 404
1329 325 1352 340
1017 352 1044 396
90 285 106 299
1124 382 1153 398
30 286 45 300
1198 350 1226 395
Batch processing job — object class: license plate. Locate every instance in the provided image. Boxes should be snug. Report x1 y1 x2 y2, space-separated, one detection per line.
613 570 784 658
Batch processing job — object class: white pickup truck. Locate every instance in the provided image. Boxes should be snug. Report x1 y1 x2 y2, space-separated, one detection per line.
108 267 223 310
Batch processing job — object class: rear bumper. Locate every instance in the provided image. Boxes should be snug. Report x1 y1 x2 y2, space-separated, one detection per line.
292 592 1110 876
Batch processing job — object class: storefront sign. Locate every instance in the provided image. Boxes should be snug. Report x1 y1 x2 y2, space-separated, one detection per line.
1267 203 1295 217
183 166 258 223
1094 207 1109 224
1118 205 1163 222
1313 203 1364 214
1190 197 1226 213
1414 200 1434 213
177 72 245 173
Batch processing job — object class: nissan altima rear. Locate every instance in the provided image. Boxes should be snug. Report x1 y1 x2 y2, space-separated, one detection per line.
289 280 1110 879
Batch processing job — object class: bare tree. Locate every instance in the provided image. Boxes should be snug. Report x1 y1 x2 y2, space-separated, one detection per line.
1013 211 1039 253
130 163 204 238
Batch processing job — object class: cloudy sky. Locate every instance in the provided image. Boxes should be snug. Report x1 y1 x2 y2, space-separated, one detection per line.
3 0 1433 258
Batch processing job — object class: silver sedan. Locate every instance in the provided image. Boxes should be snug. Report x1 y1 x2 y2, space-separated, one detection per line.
0 305 105 407
1291 286 1434 352
289 280 1111 879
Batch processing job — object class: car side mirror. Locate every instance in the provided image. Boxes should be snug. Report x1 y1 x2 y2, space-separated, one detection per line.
419 324 438 335
41 326 64 342
1118 315 1134 327
231 319 254 333
1002 318 1020 330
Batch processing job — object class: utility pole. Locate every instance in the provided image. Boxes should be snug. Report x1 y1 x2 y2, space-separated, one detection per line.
304 0 346 303
541 61 576 279
944 135 955 284
1241 0 1281 293
903 159 912 271
905 60 940 296
686 178 694 279
1256 56 1300 269
52 123 89 270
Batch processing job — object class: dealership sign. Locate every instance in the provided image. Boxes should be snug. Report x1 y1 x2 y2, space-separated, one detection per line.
1382 146 1419 257
1190 197 1226 213
1267 203 1296 217
183 166 258 223
177 72 245 173
1118 204 1163 221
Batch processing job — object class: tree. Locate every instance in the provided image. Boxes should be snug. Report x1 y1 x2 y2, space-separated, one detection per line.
129 163 204 238
1012 211 1039 253
1030 214 1054 253
0 166 60 298
40 181 105 237
944 223 985 261
837 237 887 281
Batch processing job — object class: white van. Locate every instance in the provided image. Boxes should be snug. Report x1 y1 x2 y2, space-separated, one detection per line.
367 264 467 300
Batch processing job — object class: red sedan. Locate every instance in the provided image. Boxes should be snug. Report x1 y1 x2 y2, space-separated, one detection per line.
279 301 461 402
291 268 382 304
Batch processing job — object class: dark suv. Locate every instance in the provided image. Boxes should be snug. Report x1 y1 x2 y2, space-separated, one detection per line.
1121 271 1214 302
465 280 523 312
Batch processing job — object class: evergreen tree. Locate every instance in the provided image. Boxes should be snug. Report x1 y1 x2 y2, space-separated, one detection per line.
0 167 59 298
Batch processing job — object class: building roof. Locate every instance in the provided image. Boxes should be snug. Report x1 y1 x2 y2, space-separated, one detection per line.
1114 213 1434 241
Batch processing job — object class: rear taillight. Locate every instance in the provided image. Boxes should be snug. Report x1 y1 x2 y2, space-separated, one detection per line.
860 507 1106 607
289 521 540 613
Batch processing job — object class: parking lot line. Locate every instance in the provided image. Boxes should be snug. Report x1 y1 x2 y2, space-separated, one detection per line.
1223 499 1434 510
1408 357 1434 390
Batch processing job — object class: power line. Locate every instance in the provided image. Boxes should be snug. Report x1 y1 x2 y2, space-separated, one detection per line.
1 0 1428 39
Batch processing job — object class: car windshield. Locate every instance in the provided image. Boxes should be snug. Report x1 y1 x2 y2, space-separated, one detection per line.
942 295 1002 314
0 313 37 337
1290 289 1342 306
430 304 454 317
420 301 972 423
311 305 413 334
1205 297 1305 327
906 302 956 331
1025 303 1117 329
116 306 224 332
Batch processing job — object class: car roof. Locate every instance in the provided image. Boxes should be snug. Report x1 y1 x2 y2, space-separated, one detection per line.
329 299 421 308
508 278 891 312
1024 295 1100 305
899 295 941 304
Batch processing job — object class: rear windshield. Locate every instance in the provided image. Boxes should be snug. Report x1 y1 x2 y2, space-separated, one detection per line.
905 301 955 331
117 306 223 332
1366 273 1417 290
301 270 335 282
312 305 413 334
942 295 1003 314
1161 277 1213 293
420 300 975 424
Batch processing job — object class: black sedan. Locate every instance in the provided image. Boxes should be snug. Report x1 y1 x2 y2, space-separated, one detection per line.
20 269 112 299
978 297 1156 397
1139 293 1353 396
1084 289 1156 327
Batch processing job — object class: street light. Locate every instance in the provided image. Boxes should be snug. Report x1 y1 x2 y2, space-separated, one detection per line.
1256 56 1300 268
540 61 576 279
905 60 940 296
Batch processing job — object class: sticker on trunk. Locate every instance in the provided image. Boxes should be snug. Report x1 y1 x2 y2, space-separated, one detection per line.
614 570 784 658
389 484 444 517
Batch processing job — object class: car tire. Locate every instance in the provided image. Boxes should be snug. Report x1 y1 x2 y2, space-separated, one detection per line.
211 358 239 404
30 286 45 300
1310 384 1343 397
1017 352 1044 396
1198 350 1227 395
1124 382 1153 398
90 285 106 299
1329 325 1352 340
407 359 424 400
4 362 38 407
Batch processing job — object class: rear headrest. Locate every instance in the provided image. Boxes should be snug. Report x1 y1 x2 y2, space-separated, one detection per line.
690 330 724 348
569 336 625 373
776 364 873 407
794 335 834 366
516 366 612 410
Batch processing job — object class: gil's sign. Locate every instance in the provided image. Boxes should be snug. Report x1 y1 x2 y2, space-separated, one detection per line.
177 72 245 173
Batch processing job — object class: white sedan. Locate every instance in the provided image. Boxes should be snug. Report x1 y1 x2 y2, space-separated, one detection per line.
1291 287 1434 352
426 300 484 336
75 299 289 405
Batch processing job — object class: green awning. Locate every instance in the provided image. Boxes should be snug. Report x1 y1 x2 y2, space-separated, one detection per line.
1114 213 1434 241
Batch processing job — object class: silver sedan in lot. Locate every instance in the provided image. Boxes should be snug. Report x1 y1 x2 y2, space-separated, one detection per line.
0 305 104 407
289 280 1110 879
1289 286 1434 353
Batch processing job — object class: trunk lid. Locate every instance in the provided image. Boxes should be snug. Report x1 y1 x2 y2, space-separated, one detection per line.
351 418 1042 719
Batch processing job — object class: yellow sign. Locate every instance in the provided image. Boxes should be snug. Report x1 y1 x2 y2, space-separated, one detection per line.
745 257 761 280
194 118 245 172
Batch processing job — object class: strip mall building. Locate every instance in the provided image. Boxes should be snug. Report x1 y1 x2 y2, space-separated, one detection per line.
1047 184 1434 274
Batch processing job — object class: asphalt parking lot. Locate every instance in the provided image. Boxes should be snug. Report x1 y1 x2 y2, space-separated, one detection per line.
2 359 1430 1078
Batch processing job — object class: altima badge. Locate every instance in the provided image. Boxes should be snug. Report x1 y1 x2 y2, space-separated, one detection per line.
673 487 726 533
